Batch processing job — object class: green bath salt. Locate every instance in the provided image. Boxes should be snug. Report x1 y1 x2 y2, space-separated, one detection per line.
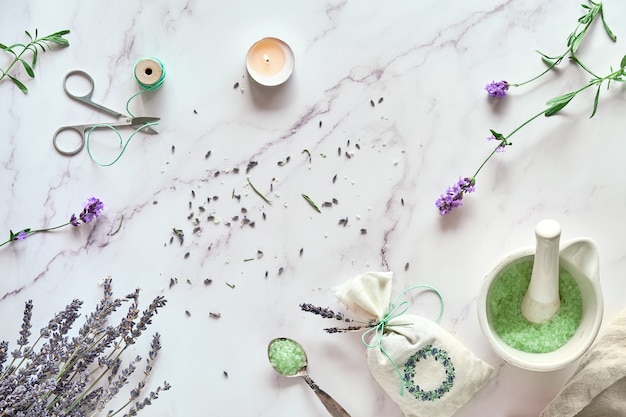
488 258 583 353
268 338 307 376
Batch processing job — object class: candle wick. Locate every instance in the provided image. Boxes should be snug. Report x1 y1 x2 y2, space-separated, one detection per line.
263 54 270 63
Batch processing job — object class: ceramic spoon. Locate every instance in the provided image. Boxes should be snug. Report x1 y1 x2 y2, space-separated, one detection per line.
268 337 351 417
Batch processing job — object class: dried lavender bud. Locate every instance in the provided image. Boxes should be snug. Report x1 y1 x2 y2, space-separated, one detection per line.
246 160 258 173
323 326 364 334
300 303 354 321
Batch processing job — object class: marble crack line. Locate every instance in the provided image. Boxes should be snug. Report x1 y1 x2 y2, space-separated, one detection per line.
0 250 67 301
379 219 400 271
239 102 333 164
308 0 349 47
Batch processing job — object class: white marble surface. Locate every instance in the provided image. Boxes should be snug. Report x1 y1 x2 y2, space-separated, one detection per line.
2 0 626 416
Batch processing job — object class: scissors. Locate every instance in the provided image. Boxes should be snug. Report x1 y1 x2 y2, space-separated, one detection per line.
53 70 160 156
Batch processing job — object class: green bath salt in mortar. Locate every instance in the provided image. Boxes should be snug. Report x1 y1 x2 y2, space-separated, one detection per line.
268 338 307 376
488 258 583 353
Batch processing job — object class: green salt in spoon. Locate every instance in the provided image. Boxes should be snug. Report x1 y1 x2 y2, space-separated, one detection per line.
268 337 351 417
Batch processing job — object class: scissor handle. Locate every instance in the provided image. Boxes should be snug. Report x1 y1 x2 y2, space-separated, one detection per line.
62 70 125 118
63 70 96 102
53 125 86 156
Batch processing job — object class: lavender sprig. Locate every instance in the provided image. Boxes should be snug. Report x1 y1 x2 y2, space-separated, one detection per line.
300 303 376 333
440 44 626 215
486 0 615 98
0 197 104 248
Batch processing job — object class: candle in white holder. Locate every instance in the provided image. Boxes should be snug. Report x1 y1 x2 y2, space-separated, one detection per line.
246 37 295 86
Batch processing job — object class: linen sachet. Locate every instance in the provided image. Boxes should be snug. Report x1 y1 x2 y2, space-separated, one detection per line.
328 271 494 417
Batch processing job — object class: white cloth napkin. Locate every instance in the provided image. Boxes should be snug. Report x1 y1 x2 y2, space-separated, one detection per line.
333 271 493 417
540 308 626 417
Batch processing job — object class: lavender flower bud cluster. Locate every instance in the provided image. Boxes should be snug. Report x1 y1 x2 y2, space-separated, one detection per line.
70 197 105 227
0 277 170 416
435 177 476 216
300 302 378 334
485 80 509 98
299 303 353 322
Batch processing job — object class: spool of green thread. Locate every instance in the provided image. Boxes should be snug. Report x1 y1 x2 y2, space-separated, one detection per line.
133 57 166 90
488 257 583 353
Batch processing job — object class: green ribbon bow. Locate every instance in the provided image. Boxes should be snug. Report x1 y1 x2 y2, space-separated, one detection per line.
361 284 444 395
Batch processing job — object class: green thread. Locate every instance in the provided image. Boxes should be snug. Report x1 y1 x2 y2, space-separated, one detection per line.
87 58 165 166
86 122 159 167
361 284 444 396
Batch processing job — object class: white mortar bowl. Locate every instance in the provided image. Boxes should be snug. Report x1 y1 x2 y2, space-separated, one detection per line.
477 241 604 371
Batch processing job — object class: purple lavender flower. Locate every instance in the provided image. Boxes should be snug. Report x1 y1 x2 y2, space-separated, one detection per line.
485 80 509 98
487 135 507 152
436 177 476 216
77 197 104 224
70 214 80 227
14 230 28 241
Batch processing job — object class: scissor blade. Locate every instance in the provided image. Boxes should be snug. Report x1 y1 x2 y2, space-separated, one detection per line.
131 117 160 125
130 117 160 134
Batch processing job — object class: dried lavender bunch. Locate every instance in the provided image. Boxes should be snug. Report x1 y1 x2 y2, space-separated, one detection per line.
0 277 170 416
300 303 375 334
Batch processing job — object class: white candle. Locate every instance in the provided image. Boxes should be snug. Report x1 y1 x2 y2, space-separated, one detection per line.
246 37 295 86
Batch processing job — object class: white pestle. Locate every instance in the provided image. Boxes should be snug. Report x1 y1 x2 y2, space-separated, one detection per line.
521 219 562 324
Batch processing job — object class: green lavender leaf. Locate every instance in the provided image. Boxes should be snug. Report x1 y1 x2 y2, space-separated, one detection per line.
43 30 71 46
589 83 601 118
571 31 585 53
302 194 321 213
545 92 576 117
489 129 505 141
535 50 561 60
620 55 626 70
20 59 34 77
8 74 28 93
546 92 576 107
599 7 617 41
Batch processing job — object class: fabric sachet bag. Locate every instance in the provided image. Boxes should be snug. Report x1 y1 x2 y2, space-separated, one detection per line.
540 307 626 417
330 271 494 417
